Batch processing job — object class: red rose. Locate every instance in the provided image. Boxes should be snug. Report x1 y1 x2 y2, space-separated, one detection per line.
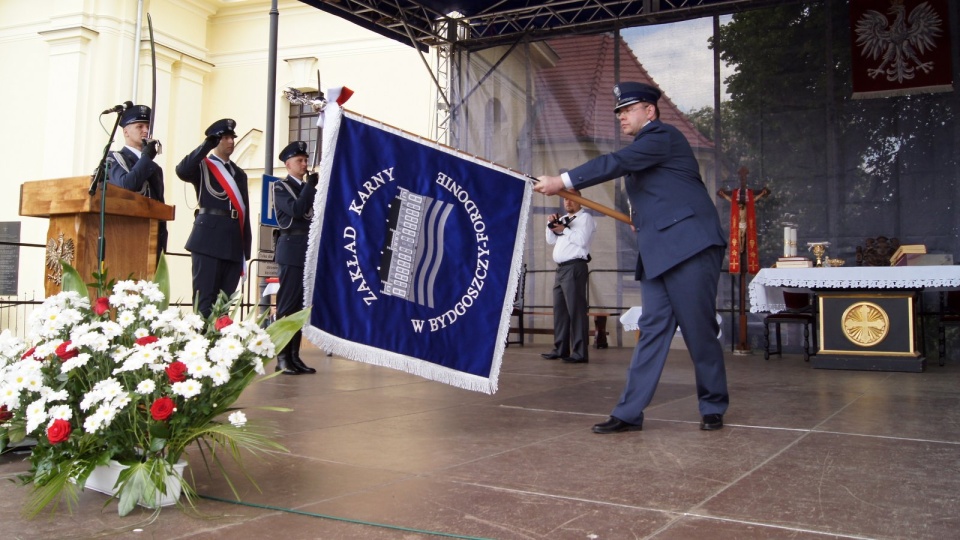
55 341 78 362
150 397 175 421
165 361 188 383
215 315 233 331
0 405 12 423
21 346 37 360
46 419 72 444
94 297 110 316
136 335 159 346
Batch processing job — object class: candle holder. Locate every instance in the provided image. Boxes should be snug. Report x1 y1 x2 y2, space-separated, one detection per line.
807 242 831 267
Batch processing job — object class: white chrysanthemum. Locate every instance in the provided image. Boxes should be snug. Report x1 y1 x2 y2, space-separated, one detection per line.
228 411 247 427
23 373 45 393
171 379 202 399
112 280 138 295
151 308 179 331
246 331 275 357
212 337 244 363
83 408 107 433
139 303 160 321
34 341 59 359
221 321 249 340
59 308 84 327
25 399 48 434
61 352 93 373
48 404 72 422
111 394 131 411
72 331 110 353
79 389 102 411
0 329 25 358
251 357 266 375
209 365 230 386
99 321 123 340
116 311 137 328
184 358 213 378
114 348 154 374
0 384 21 409
133 327 150 339
136 379 156 394
42 388 69 402
181 313 205 332
140 282 164 302
98 378 124 400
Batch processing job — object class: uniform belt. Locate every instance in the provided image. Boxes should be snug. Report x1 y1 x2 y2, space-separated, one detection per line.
196 208 238 219
557 258 588 268
280 229 309 236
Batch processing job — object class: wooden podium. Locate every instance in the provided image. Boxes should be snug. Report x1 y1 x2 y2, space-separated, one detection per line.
19 176 175 296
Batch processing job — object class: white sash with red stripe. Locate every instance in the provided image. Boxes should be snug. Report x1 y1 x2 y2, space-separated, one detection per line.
203 157 246 237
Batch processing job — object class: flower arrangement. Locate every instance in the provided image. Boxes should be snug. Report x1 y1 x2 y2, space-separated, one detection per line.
0 256 307 517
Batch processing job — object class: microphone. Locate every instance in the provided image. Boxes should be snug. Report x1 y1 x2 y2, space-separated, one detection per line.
101 101 134 115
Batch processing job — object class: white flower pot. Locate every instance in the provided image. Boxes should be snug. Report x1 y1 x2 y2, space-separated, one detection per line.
83 459 188 508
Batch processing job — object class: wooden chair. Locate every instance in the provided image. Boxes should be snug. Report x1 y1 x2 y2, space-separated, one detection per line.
856 236 900 266
764 291 817 362
937 291 960 366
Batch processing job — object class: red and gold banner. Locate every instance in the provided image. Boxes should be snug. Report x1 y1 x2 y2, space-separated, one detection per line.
850 0 953 99
728 189 760 275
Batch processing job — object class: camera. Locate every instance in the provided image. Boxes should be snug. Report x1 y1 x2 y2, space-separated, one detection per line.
548 214 576 232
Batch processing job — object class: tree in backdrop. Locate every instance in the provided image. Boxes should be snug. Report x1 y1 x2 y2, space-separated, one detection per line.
711 0 958 266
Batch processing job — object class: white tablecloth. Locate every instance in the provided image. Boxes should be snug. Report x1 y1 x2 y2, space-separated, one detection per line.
748 266 960 313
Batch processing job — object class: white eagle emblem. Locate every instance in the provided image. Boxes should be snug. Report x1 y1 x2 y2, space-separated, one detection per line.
854 0 943 83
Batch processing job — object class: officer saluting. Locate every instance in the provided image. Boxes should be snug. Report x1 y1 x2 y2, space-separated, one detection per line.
273 141 318 375
175 119 252 318
107 104 167 257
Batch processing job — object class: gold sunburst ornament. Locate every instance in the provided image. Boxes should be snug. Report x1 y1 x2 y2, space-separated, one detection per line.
45 233 75 284
841 302 889 347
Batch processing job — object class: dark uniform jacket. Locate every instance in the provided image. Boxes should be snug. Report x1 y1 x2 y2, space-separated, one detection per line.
175 140 252 262
273 175 317 268
107 146 168 252
567 119 726 280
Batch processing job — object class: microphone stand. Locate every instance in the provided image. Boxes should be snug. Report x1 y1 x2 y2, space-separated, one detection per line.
89 111 123 294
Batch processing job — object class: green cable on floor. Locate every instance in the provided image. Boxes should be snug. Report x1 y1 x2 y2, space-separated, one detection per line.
198 493 493 540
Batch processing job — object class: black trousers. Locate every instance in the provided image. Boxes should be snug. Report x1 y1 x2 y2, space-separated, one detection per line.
190 252 242 318
552 259 589 361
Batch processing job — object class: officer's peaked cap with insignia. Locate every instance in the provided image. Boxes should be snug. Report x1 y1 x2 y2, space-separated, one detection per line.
613 82 661 112
120 105 151 127
205 118 237 137
279 141 310 162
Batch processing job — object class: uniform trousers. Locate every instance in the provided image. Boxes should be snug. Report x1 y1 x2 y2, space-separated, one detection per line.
191 252 242 318
552 259 589 361
612 246 727 424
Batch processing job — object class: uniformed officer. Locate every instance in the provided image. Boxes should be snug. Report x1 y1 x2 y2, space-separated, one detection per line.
175 119 252 318
107 105 167 257
273 141 318 375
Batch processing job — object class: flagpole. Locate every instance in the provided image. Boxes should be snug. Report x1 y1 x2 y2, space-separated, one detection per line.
522 175 631 225
554 190 632 225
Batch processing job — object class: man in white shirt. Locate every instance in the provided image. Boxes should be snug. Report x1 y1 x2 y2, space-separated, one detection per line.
541 189 597 363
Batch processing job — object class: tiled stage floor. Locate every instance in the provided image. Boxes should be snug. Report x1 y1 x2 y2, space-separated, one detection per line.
2 343 959 539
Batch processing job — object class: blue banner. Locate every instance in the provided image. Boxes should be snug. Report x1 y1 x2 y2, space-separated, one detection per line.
302 109 530 393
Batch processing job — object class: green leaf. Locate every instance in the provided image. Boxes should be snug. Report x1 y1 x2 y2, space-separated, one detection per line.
60 262 90 299
266 307 310 352
149 437 167 453
154 253 171 311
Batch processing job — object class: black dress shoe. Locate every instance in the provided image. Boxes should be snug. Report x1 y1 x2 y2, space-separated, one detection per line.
290 356 317 374
592 416 642 434
275 360 300 375
563 357 588 364
540 352 561 360
700 414 724 431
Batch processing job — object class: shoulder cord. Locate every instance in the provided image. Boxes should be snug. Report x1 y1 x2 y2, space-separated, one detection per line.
110 152 149 197
273 180 297 230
